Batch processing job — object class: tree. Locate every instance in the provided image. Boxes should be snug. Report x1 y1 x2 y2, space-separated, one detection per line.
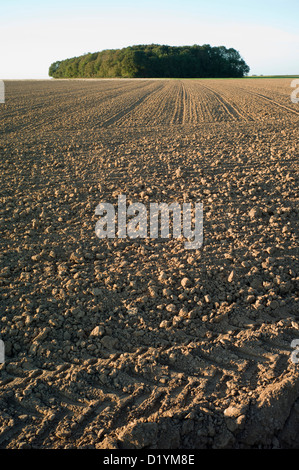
48 44 250 79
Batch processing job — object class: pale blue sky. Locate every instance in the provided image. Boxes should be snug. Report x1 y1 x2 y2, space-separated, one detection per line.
0 0 298 78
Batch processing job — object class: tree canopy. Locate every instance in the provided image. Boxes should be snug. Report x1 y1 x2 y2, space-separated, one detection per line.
49 44 250 79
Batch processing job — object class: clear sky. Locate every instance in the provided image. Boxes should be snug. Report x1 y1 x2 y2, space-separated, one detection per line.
0 0 298 78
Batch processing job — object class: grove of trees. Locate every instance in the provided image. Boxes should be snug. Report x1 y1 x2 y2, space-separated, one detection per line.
49 44 250 79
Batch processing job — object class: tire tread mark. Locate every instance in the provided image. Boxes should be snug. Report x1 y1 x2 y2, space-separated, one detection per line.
101 83 165 127
235 86 299 116
199 83 254 121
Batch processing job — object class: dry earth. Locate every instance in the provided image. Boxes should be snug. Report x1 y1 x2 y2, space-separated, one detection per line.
0 78 299 449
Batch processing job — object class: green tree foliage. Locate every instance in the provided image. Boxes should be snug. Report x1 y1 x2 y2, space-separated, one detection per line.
48 44 250 78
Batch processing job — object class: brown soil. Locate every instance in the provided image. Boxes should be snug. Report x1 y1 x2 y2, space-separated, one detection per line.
0 78 298 449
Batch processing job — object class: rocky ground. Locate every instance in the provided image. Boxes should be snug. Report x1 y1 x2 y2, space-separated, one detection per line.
0 78 298 448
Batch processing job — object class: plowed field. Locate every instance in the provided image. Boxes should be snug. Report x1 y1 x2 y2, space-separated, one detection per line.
0 78 299 449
